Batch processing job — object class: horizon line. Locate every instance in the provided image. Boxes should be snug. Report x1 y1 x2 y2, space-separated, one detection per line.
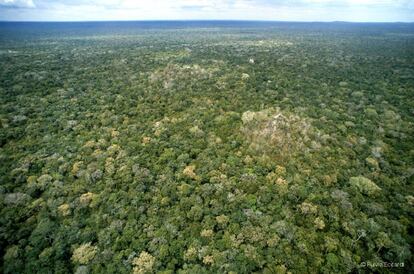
1 19 414 24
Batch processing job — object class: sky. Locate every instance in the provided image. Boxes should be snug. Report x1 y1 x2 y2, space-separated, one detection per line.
0 0 413 22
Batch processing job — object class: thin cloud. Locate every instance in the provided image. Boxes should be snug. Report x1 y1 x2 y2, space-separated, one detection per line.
0 0 413 21
0 0 35 8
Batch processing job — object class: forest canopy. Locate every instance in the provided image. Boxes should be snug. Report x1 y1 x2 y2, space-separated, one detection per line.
0 21 413 273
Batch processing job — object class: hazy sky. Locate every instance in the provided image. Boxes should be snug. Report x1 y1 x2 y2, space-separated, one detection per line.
0 0 413 22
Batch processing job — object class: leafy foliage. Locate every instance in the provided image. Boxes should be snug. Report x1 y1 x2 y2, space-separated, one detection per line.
1 21 413 273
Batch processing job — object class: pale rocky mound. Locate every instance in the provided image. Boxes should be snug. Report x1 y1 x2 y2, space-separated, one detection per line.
241 108 318 159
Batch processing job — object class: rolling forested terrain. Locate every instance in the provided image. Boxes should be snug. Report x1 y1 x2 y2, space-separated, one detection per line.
1 21 414 273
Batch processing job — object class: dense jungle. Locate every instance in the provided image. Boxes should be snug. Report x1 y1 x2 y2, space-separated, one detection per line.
1 21 413 273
